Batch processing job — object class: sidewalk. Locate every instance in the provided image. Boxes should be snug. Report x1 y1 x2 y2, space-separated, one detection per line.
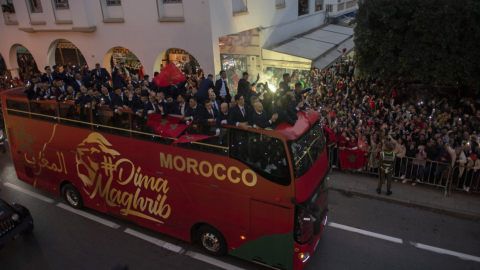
326 169 480 221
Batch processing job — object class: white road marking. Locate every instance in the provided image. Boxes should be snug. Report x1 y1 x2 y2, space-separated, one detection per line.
411 242 480 263
186 252 245 270
57 203 121 229
329 222 403 244
3 182 54 203
124 228 184 253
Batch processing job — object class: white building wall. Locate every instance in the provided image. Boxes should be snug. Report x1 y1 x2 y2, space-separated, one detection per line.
0 0 335 79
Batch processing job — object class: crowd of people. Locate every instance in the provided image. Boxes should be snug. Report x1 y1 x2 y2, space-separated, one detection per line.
15 56 480 191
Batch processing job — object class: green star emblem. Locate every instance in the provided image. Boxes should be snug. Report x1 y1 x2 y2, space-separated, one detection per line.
347 154 357 163
166 75 174 84
186 136 194 140
13 123 35 157
170 124 178 129
159 119 169 126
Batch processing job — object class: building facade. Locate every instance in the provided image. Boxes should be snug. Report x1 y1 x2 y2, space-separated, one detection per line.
0 0 357 80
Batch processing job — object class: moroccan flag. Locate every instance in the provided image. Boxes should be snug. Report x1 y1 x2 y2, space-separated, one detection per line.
324 126 337 143
339 149 366 169
153 62 187 87
156 123 189 140
172 135 213 145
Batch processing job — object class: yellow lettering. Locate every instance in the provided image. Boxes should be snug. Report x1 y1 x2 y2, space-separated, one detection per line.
242 169 257 187
214 164 226 180
153 178 169 193
115 158 135 185
109 188 121 205
199 161 213 178
187 158 199 175
173 156 186 171
160 153 173 169
228 166 241 183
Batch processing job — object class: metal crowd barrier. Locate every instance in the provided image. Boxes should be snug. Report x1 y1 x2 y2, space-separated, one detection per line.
449 165 480 194
326 144 457 196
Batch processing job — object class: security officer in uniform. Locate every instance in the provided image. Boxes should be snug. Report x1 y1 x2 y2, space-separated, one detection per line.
377 143 396 195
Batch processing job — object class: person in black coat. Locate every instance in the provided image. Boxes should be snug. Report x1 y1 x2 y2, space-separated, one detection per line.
196 74 215 104
42 66 54 86
112 65 127 88
131 95 148 115
251 102 278 129
99 87 111 106
273 97 298 127
199 100 218 124
91 64 111 84
215 102 229 136
237 72 260 98
184 97 204 123
109 86 127 114
171 93 188 116
54 81 68 102
213 71 231 106
71 73 86 93
51 65 65 82
23 77 38 100
227 94 249 129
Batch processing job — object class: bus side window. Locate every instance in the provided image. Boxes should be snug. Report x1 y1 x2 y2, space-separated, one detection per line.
93 108 129 137
59 103 91 129
30 101 58 123
6 99 29 117
229 129 290 186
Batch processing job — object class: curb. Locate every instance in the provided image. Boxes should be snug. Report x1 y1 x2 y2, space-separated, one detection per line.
327 186 480 222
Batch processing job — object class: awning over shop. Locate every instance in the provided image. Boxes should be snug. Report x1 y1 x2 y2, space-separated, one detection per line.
262 24 355 70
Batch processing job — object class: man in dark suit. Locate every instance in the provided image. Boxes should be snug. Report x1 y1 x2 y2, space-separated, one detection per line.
143 95 160 117
64 86 76 101
62 65 74 85
251 102 278 129
52 65 65 82
109 86 127 114
227 94 249 129
42 66 54 86
277 71 296 102
237 72 260 98
215 102 229 136
80 88 95 107
208 90 221 113
100 87 111 106
82 71 93 88
23 77 38 100
214 71 231 106
91 63 111 84
199 100 218 124
71 73 85 93
131 75 140 89
131 95 147 116
184 97 203 123
197 74 215 105
54 80 68 102
171 93 187 116
273 97 298 127
112 65 127 88
32 81 44 100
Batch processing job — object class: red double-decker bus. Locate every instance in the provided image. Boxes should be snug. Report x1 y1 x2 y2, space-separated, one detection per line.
1 88 328 270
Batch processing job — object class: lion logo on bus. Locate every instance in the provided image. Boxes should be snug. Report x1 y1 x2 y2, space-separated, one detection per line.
76 133 120 188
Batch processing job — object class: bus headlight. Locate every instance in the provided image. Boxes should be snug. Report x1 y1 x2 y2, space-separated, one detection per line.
11 213 20 221
298 252 310 262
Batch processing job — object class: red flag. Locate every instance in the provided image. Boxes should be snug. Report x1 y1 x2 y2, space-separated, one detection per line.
139 65 145 80
339 149 366 169
156 123 189 140
172 135 213 145
324 126 337 143
152 62 187 87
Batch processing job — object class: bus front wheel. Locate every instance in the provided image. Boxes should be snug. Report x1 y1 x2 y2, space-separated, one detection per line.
61 184 84 209
196 225 227 256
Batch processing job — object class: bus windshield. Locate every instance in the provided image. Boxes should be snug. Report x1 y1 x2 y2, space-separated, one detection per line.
290 120 325 178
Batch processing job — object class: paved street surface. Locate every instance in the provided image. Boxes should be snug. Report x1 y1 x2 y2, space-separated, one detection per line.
1 143 480 270
328 169 480 220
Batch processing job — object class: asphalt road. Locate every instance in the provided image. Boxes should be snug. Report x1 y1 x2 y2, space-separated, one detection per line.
0 142 479 270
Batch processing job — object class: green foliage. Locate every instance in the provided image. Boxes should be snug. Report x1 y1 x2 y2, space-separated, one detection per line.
352 0 480 88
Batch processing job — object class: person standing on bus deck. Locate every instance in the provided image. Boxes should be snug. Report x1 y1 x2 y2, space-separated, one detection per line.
214 71 232 106
377 143 396 196
277 71 296 101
